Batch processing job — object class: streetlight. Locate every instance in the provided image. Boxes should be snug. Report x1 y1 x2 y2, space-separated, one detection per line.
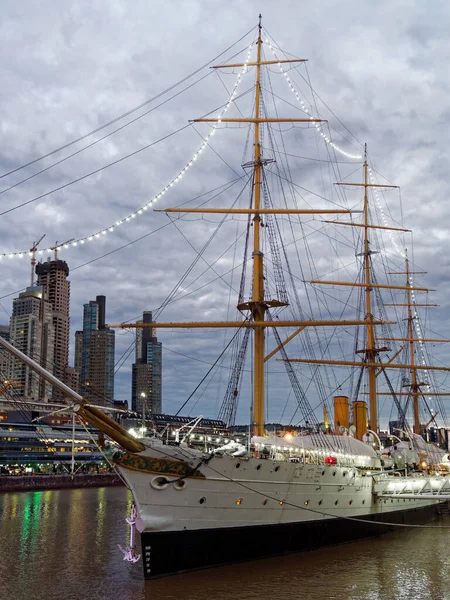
140 392 147 434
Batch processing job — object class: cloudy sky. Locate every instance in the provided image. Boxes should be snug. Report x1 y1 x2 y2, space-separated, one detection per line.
0 0 449 428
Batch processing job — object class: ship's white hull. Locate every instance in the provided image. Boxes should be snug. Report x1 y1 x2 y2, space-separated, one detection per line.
115 443 445 577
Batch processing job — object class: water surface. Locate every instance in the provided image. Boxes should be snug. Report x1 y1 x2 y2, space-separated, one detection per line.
1 487 449 600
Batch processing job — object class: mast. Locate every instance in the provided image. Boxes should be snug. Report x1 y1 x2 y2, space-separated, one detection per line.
286 146 450 437
110 25 399 436
382 255 450 432
361 146 378 431
251 15 265 436
302 146 399 434
405 253 420 433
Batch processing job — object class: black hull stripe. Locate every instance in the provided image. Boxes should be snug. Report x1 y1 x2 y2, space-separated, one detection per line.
141 503 441 578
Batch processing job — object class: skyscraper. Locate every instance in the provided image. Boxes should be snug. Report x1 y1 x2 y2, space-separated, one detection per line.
0 325 12 383
9 286 54 401
36 259 71 399
132 311 162 414
76 295 115 406
74 330 83 376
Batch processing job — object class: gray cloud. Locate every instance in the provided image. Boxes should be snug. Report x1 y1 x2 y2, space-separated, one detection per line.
0 0 449 427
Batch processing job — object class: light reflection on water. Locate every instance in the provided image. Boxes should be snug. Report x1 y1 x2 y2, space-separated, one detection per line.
1 486 450 600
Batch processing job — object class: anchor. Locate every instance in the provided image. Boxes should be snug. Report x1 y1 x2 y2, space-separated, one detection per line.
118 502 141 563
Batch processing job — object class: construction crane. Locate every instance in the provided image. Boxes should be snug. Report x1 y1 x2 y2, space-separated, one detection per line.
30 234 46 286
50 238 74 261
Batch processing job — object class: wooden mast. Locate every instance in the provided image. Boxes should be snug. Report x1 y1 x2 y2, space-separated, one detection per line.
361 145 378 432
306 174 450 435
251 14 266 437
381 256 450 431
304 145 398 434
284 146 450 436
109 21 397 437
406 254 420 432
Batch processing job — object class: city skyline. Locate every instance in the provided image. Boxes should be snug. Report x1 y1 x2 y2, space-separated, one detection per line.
0 264 164 410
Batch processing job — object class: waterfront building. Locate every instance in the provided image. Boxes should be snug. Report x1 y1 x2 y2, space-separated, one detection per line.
76 295 115 406
0 412 104 469
9 286 54 402
36 259 71 400
131 311 162 415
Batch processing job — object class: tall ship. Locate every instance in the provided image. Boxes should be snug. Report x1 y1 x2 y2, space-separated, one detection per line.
2 16 450 579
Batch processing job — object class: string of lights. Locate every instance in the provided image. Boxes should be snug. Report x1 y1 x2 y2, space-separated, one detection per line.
0 44 254 261
264 36 363 160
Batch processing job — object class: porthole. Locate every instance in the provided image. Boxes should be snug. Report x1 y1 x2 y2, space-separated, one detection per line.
199 497 206 504
332 471 336 477
343 472 347 477
334 500 339 505
256 464 262 470
173 480 187 491
321 470 325 476
236 498 243 506
349 499 353 505
235 463 241 469
362 500 365 505
318 500 323 505
151 476 169 490
304 500 309 506
274 466 280 472
262 499 268 505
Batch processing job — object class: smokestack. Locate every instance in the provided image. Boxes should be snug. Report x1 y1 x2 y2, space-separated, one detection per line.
333 396 349 433
352 401 367 441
